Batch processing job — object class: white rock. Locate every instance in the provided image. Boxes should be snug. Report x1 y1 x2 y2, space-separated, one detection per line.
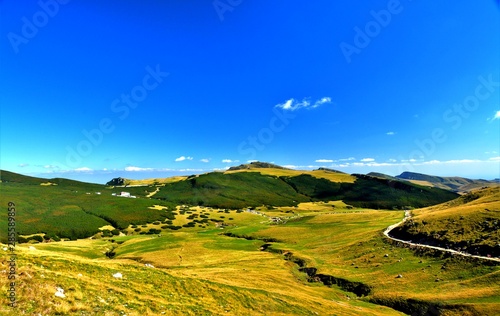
113 272 123 279
54 287 66 298
77 273 83 277
29 246 36 250
145 264 155 268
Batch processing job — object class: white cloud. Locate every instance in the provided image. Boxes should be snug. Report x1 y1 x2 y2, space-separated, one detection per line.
200 158 210 163
488 156 500 161
18 163 29 167
388 159 397 163
360 158 375 162
74 167 93 172
386 131 395 136
175 156 193 162
275 97 332 111
339 157 355 161
493 110 500 120
125 166 153 172
222 159 239 163
247 160 258 163
315 159 334 163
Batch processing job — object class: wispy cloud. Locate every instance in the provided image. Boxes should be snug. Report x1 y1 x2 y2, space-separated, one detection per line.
489 156 500 162
124 166 154 172
175 156 193 162
200 158 210 163
275 97 332 111
339 157 355 161
18 163 29 167
360 158 375 162
222 159 239 163
315 159 334 163
312 97 332 108
386 131 395 136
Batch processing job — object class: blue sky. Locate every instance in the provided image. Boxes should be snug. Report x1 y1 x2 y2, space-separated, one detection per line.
1 0 499 184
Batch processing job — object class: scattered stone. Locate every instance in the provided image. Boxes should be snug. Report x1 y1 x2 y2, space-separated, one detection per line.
435 278 440 282
384 254 389 257
145 263 155 268
113 272 123 279
396 274 403 278
28 246 36 251
77 273 83 277
54 287 66 298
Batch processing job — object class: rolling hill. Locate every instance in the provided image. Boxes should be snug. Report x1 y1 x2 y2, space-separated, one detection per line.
0 165 458 242
390 187 500 257
154 166 458 209
0 166 499 315
395 171 499 193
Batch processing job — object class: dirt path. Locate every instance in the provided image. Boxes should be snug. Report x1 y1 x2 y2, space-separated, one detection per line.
146 186 160 198
383 211 500 263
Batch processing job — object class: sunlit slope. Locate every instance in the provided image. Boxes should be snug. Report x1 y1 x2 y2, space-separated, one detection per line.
225 163 356 183
0 238 403 316
12 203 498 315
391 187 500 257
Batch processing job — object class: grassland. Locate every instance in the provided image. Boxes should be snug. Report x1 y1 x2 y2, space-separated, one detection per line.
2 200 498 315
0 182 176 242
391 187 500 257
0 168 497 315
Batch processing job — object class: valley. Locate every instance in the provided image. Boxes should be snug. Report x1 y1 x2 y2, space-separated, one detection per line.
0 163 499 315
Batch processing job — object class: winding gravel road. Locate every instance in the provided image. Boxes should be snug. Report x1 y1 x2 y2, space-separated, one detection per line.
383 211 500 263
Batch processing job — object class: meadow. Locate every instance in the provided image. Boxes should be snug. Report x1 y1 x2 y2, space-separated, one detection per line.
1 200 498 315
0 167 497 315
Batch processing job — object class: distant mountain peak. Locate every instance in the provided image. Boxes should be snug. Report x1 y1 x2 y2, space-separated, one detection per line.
315 167 347 174
106 177 127 186
396 171 498 193
227 161 290 171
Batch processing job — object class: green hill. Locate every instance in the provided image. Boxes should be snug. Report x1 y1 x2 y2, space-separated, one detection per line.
0 171 174 242
390 187 500 257
0 167 458 243
155 170 458 209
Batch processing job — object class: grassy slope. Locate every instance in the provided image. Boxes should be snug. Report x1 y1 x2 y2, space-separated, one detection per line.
0 182 175 241
2 203 498 315
391 187 500 257
154 172 311 208
1 206 404 316
156 170 458 210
